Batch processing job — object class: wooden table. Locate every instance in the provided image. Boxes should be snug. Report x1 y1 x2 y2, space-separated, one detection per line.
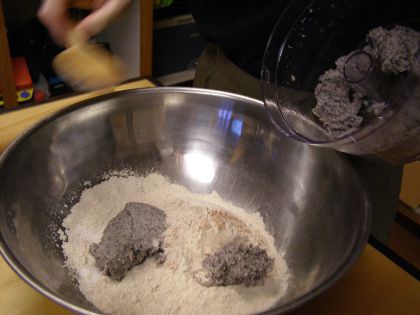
0 79 155 152
0 79 419 315
1 245 418 315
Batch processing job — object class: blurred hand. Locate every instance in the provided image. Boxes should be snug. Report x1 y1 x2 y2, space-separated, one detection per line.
38 0 133 46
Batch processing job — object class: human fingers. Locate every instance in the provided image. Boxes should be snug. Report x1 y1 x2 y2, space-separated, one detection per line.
38 0 72 46
76 0 133 38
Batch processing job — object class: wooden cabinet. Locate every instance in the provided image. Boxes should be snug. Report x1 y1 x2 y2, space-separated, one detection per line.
0 1 17 109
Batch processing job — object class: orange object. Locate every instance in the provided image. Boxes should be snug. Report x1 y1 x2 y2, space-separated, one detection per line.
0 57 34 105
12 57 32 89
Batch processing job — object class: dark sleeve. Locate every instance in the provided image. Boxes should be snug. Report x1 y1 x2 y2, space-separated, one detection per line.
191 0 293 78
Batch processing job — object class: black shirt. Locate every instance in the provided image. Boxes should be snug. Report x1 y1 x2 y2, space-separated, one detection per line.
191 0 291 78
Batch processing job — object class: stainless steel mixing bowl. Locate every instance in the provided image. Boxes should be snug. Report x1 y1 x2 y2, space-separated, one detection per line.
0 88 370 314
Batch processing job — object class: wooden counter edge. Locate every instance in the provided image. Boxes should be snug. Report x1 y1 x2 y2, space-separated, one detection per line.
0 79 155 153
1 245 419 315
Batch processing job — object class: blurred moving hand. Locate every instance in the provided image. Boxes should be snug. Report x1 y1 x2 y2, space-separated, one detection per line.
38 0 133 46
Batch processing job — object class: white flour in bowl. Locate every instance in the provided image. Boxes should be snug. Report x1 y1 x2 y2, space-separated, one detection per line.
60 172 290 315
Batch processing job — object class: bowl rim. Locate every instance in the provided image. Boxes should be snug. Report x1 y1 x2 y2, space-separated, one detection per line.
0 86 371 315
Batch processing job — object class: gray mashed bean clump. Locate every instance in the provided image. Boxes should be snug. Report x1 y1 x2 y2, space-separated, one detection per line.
90 202 166 281
196 238 274 287
91 204 275 287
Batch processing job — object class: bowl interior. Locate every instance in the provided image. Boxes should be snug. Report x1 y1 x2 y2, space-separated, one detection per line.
0 88 370 314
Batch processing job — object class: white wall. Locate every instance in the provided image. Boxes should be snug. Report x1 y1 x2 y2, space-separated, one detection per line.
96 0 140 80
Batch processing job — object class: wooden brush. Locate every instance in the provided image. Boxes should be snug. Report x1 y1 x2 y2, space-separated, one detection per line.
53 29 126 91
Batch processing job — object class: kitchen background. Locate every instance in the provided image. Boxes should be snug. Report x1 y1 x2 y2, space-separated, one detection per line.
0 0 418 271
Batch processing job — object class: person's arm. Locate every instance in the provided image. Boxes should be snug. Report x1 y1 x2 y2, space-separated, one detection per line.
38 0 133 46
